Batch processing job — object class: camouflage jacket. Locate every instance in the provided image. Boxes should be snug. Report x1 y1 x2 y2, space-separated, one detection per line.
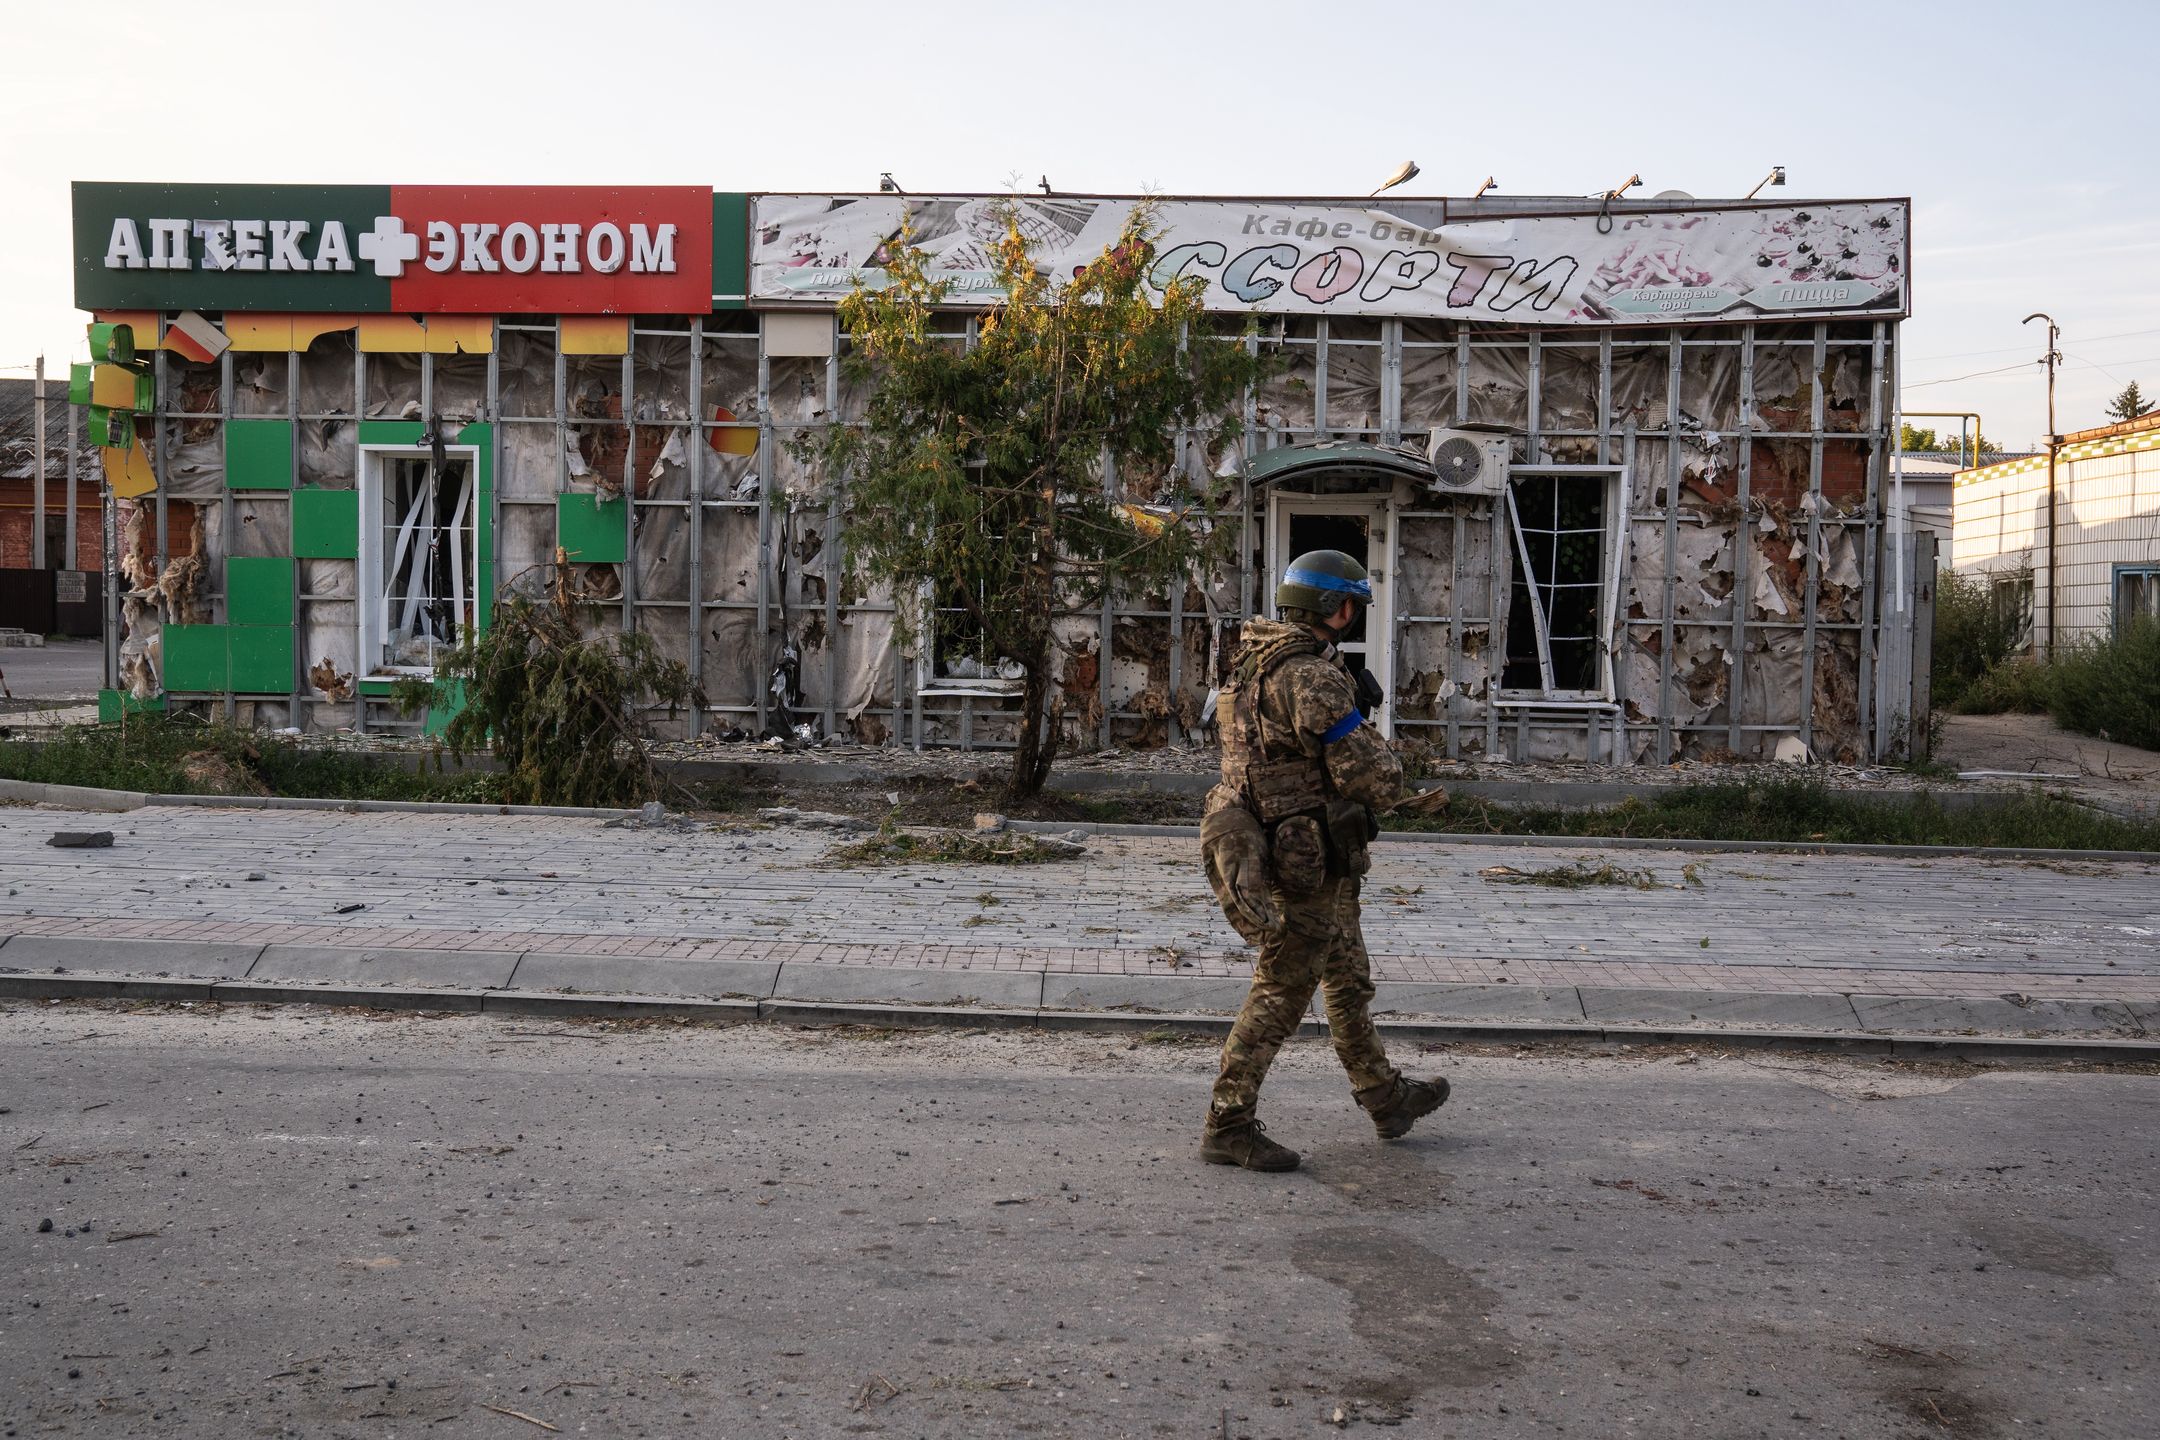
1207 619 1403 818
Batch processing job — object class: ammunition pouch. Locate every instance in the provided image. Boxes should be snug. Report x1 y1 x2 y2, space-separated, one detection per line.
1201 807 1282 944
1269 812 1330 897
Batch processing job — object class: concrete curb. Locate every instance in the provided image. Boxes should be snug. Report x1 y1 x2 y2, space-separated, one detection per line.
0 774 638 820
2 968 2153 1063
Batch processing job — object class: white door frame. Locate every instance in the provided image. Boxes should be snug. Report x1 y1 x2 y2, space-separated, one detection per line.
1265 490 1396 738
356 443 482 678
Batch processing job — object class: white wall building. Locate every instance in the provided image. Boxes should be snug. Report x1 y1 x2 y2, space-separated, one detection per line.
1952 412 2160 650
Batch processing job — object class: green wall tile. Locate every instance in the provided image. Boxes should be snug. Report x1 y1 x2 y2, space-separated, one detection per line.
163 624 228 692
558 492 627 564
357 420 426 445
226 419 295 491
98 689 166 723
226 556 296 626
293 487 360 559
228 626 295 694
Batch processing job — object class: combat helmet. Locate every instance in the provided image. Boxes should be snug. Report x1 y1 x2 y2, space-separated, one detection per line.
1275 549 1372 626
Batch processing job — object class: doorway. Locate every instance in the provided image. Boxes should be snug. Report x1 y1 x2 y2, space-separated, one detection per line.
1265 491 1393 735
357 445 481 676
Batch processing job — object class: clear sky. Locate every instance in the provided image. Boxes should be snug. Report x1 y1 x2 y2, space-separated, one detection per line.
4 0 2154 450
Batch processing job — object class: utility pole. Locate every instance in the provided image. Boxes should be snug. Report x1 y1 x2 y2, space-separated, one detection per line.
2022 313 2060 659
32 356 47 569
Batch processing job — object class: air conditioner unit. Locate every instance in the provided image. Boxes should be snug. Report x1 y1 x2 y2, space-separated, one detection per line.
1424 427 1513 498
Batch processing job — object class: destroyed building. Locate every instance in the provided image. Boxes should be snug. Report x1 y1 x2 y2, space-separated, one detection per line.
69 183 1922 762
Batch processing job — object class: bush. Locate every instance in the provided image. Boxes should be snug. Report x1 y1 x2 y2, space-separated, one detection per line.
1933 569 2030 709
399 580 701 808
1952 656 2051 716
2045 618 2160 751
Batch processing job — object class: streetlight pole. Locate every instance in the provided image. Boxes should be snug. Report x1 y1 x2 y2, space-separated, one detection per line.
2022 313 2060 658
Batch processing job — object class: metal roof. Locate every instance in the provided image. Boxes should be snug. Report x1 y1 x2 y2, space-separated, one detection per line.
1244 440 1435 487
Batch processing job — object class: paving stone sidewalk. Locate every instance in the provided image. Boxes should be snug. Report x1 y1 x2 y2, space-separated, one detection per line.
1 804 2156 1030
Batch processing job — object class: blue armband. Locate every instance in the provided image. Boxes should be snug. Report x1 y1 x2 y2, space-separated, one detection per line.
1320 709 1364 744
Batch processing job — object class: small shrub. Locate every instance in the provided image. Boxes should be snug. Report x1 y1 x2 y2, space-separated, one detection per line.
1933 568 2031 708
1952 656 2052 716
2045 618 2160 751
400 576 701 808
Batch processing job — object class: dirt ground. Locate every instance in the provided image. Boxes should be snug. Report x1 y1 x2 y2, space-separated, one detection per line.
1936 711 2160 819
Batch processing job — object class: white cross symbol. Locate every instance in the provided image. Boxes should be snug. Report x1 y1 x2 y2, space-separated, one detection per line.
357 215 421 277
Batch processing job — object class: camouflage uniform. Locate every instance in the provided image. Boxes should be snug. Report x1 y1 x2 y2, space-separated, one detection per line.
1205 618 1406 1127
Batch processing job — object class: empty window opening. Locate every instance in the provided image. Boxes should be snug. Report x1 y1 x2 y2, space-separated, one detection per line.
367 454 476 673
1282 511 1372 644
1991 573 2034 655
1503 471 1617 698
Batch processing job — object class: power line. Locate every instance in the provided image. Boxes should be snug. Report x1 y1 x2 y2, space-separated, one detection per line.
1901 360 2037 391
1903 324 2160 364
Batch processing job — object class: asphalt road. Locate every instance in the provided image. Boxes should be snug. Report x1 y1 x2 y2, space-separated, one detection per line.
2 1006 2153 1439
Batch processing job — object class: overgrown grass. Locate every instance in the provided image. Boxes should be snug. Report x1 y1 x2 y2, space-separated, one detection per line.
1386 778 2160 852
0 715 504 803
1933 570 2031 710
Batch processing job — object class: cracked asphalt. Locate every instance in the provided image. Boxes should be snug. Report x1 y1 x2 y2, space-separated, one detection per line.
2 1003 2154 1438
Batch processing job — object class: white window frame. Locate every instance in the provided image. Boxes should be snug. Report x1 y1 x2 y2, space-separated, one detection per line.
1264 490 1396 738
1496 464 1630 705
357 443 482 678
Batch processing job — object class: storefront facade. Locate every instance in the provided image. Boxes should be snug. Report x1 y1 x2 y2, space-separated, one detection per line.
71 182 1918 762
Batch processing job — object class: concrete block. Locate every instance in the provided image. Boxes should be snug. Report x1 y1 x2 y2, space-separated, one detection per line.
508 954 780 1001
250 944 520 990
1852 993 2143 1034
0 935 264 979
2125 1001 2160 1034
772 961 1044 1010
1372 982 1587 1023
1041 973 1255 1014
0 973 131 1000
1581 987 1863 1031
1035 1008 1247 1037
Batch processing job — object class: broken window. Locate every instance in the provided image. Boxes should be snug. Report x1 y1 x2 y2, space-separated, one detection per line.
1991 573 2034 655
1502 470 1622 699
361 452 476 673
2116 567 2159 637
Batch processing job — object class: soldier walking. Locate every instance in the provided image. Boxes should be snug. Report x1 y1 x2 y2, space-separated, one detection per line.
1198 549 1450 1171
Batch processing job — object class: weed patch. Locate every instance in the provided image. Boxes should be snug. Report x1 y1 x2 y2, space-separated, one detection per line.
0 716 502 803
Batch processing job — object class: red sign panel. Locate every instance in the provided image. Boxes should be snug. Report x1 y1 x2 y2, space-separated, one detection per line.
380 186 712 314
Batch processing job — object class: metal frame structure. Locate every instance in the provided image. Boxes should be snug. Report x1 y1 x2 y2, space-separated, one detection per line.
106 309 1909 764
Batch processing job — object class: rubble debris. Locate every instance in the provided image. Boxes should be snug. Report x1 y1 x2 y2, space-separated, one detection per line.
757 807 874 832
180 750 271 797
1479 861 1658 890
48 832 115 849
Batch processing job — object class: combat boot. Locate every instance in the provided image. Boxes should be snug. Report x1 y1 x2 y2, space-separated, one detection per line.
1200 1117 1301 1172
1362 1075 1450 1140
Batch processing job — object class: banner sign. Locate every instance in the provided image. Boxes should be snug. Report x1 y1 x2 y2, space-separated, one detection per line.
751 195 1910 324
75 183 718 314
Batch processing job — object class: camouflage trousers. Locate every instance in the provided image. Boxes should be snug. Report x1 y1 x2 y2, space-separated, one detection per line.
1208 876 1399 1126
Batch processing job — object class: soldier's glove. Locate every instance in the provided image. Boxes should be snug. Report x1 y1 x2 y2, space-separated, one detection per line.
1352 665 1385 718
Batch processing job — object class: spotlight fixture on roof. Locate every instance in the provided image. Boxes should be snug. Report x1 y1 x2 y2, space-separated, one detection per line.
1471 177 1497 199
1370 161 1420 196
878 173 903 194
1744 165 1787 200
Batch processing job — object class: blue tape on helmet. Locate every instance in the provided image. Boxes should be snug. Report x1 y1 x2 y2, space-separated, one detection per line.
1321 709 1364 744
1282 566 1372 601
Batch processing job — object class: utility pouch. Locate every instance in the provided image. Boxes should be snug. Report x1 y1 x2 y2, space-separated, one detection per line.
1202 807 1282 944
1270 812 1329 897
1247 755 1329 822
1324 798 1377 879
